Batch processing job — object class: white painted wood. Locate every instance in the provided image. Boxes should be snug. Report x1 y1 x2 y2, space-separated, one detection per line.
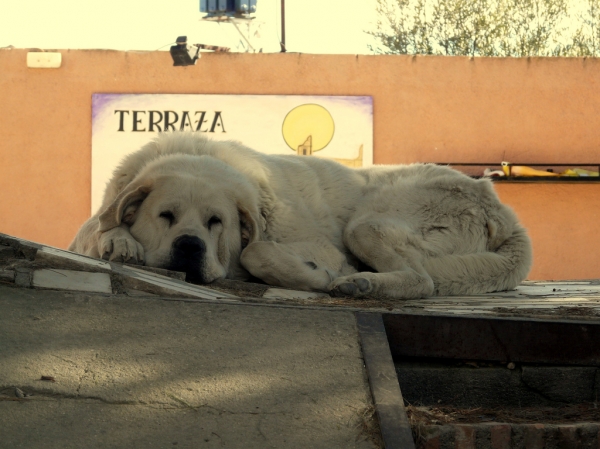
515 284 600 296
121 265 178 280
118 266 237 300
400 282 600 316
527 281 593 285
39 246 111 270
33 269 112 294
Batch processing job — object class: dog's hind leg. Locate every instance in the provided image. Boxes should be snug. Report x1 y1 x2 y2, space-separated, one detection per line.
423 225 532 296
240 240 356 292
330 218 532 300
329 219 435 299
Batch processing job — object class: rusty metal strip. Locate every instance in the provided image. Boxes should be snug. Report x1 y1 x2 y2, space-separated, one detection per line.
356 312 415 449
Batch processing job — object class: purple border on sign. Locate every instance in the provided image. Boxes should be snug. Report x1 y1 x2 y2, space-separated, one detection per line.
92 93 124 125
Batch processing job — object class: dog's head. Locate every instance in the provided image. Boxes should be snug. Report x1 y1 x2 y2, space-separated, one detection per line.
98 155 262 283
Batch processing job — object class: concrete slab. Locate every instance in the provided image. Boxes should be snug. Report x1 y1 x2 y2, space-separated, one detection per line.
0 285 377 449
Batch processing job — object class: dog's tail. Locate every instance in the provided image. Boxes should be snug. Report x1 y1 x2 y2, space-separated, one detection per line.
425 225 533 296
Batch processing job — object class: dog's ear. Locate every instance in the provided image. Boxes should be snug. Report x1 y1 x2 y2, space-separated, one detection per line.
98 179 154 232
238 204 261 249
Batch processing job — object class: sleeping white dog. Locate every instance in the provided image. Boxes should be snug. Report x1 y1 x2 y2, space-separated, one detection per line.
70 132 532 299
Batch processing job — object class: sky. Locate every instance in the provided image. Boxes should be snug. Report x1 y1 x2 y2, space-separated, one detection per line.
0 0 380 54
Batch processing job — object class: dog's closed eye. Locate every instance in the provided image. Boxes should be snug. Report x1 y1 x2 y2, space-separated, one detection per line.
159 211 175 226
208 216 222 230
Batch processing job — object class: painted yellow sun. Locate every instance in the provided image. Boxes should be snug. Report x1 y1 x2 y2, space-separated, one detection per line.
282 104 335 152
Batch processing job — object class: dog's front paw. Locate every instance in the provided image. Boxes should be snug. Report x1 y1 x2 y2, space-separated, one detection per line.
98 228 144 264
329 275 373 297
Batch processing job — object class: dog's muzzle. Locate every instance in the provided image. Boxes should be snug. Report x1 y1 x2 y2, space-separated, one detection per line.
169 235 207 283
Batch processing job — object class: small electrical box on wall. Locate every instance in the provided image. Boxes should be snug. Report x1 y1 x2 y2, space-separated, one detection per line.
27 52 62 68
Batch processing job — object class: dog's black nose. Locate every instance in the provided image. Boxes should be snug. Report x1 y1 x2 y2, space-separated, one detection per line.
172 235 205 258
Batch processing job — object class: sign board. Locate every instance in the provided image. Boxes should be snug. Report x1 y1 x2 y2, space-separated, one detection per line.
92 94 373 214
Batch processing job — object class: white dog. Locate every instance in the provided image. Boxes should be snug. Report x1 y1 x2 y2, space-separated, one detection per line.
70 132 532 299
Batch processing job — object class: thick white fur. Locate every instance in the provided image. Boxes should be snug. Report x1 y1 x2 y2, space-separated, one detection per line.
69 132 532 299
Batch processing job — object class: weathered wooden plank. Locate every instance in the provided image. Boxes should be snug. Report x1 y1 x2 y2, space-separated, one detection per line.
406 301 600 307
356 312 416 449
115 265 238 300
37 246 112 270
0 234 38 260
121 263 186 281
262 288 330 300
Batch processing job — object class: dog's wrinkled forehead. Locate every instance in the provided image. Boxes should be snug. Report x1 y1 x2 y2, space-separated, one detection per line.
138 153 259 206
139 153 244 182
137 176 230 217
